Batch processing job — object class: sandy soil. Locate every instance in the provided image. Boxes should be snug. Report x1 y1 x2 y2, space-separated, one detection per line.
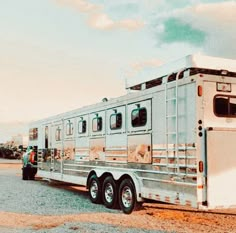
0 163 22 169
0 162 236 233
0 205 236 233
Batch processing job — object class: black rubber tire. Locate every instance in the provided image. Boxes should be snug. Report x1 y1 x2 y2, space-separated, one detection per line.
22 167 28 180
88 175 102 204
102 176 118 209
118 178 137 214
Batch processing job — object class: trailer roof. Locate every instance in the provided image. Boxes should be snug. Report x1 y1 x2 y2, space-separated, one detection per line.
126 54 236 90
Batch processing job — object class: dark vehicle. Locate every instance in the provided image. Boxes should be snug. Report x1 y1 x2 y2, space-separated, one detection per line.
0 147 14 159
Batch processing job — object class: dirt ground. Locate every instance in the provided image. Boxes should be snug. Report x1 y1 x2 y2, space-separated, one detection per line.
1 162 236 233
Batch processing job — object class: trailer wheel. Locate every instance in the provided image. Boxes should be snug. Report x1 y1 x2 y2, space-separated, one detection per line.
88 175 102 204
102 176 117 209
118 178 137 214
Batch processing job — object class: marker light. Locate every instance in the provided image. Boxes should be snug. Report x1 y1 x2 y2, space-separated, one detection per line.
199 161 204 173
198 85 203 96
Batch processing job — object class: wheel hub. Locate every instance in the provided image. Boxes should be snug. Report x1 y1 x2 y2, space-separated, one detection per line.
90 180 98 199
121 186 133 208
105 183 114 203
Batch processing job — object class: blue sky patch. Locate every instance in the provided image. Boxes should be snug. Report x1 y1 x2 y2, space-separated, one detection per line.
160 18 206 46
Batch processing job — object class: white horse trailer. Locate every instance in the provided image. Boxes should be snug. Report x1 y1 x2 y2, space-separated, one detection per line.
28 54 236 214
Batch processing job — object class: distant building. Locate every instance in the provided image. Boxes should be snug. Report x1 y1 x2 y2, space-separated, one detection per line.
10 134 29 150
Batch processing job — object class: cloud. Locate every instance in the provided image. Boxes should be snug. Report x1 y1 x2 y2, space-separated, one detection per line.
88 13 114 30
153 1 236 59
118 19 144 31
88 13 144 30
53 0 144 31
131 59 163 71
55 0 101 13
125 58 163 78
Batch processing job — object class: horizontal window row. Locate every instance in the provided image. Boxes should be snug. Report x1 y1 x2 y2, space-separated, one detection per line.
55 107 147 141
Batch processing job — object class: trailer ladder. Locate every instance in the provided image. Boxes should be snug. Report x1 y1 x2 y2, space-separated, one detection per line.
165 70 184 175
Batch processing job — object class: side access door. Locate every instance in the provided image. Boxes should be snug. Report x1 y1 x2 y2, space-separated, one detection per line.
206 128 236 208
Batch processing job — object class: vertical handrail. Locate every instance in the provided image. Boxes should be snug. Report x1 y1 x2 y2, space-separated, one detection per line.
165 74 171 174
61 118 64 176
165 76 168 173
175 69 186 174
175 70 182 175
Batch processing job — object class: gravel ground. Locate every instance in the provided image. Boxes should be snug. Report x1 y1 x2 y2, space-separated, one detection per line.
0 160 165 233
1 159 236 233
0 222 160 233
0 167 115 215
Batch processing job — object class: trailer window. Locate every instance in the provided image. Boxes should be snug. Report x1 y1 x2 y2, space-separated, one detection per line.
29 128 38 140
214 95 236 117
92 117 102 132
78 120 87 134
110 113 122 130
55 127 61 141
66 120 74 135
131 108 147 127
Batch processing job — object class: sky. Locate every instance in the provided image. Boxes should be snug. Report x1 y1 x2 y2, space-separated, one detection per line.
0 0 236 142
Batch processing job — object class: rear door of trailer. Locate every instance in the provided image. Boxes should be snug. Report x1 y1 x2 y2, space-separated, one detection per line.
203 76 236 208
